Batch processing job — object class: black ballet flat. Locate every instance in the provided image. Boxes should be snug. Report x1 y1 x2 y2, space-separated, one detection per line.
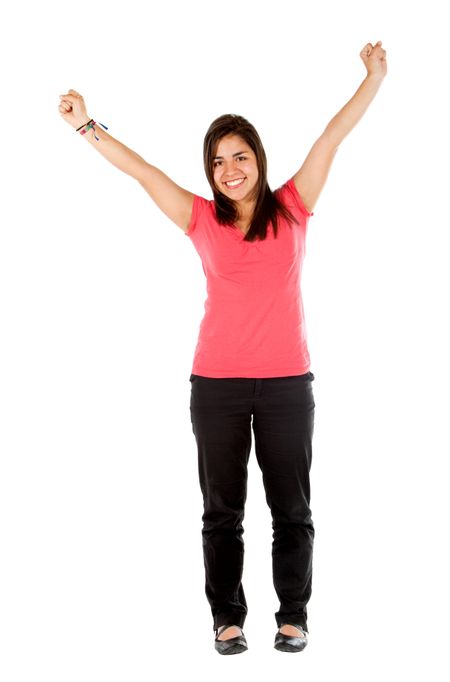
274 623 308 653
214 625 248 655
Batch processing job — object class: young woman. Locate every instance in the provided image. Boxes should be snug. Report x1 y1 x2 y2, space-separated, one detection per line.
58 40 387 655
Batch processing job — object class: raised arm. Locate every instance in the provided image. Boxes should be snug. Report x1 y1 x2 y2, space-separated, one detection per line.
293 41 387 214
58 90 194 232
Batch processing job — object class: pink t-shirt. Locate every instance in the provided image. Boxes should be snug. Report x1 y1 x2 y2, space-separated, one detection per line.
185 177 314 378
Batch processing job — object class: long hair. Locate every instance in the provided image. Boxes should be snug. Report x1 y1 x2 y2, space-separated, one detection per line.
203 114 298 242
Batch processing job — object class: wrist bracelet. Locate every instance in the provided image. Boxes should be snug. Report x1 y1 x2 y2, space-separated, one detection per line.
77 119 108 141
76 119 93 131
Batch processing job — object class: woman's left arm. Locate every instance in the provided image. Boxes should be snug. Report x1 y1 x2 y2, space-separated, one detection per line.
293 41 387 214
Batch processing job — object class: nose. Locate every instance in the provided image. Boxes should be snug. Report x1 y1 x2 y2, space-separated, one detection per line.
222 160 240 176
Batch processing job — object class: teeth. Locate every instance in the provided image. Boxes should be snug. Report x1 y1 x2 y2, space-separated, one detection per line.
225 178 244 187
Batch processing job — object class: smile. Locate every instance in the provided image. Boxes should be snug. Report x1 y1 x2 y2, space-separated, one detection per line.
224 178 246 188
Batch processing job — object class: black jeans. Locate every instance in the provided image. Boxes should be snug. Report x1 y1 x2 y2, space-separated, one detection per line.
189 371 315 632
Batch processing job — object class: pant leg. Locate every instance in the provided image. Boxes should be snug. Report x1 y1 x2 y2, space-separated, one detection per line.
189 374 254 631
252 371 316 632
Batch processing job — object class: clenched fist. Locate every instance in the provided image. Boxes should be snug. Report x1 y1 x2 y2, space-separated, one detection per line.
360 41 387 79
58 89 91 130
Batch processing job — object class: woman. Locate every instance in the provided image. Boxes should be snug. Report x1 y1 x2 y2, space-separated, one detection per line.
58 40 387 655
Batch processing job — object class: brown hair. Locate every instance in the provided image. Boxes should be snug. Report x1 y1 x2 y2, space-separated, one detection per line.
203 114 298 242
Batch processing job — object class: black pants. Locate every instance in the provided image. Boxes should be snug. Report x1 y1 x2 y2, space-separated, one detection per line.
189 371 315 632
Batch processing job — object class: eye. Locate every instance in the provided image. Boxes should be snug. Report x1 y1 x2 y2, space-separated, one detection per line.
213 160 222 167
237 156 247 161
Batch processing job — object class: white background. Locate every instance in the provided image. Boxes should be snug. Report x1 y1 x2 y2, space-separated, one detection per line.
1 0 449 679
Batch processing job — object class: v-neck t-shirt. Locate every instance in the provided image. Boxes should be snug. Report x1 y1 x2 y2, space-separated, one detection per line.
185 177 314 378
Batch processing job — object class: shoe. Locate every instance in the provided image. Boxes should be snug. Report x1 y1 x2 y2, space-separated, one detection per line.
274 623 308 653
214 624 248 655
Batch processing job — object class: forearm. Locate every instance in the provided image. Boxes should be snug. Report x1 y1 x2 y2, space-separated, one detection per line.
80 120 147 179
323 74 385 147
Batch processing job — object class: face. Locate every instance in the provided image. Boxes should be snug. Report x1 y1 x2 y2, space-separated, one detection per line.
212 134 259 205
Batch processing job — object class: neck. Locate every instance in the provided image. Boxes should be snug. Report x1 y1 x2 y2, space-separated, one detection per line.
235 197 256 222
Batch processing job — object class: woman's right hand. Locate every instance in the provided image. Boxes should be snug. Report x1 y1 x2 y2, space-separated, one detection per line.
58 89 91 130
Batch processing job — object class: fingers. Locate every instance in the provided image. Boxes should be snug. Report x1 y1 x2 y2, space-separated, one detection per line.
59 89 84 103
58 89 88 120
372 41 387 60
58 97 73 115
360 41 386 58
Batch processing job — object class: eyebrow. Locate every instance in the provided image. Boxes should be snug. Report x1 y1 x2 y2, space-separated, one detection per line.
213 150 249 160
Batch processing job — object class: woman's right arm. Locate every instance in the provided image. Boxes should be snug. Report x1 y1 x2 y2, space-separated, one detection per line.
58 90 194 233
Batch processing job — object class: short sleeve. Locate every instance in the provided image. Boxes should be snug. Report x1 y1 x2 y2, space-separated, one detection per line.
185 194 202 237
284 178 314 218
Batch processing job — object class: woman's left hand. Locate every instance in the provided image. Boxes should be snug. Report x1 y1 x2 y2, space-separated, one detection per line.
360 41 387 79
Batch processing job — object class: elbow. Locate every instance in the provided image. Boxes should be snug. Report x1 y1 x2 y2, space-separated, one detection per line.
322 125 344 151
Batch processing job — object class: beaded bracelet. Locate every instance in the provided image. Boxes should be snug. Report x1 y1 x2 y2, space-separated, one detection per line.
76 118 108 141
